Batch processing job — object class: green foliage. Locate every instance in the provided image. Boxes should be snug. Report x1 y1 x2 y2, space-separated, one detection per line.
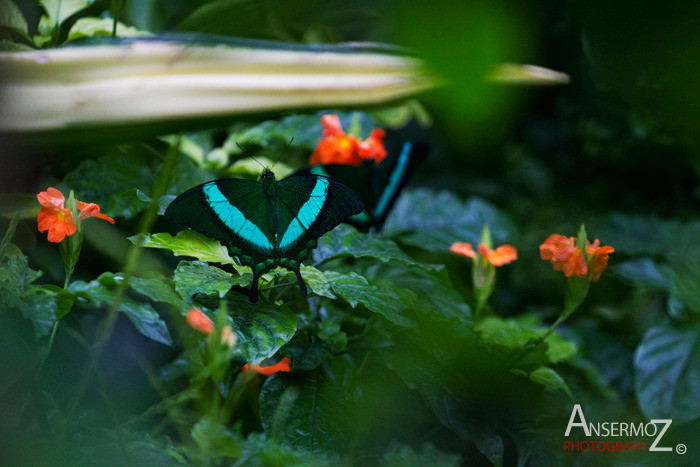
384 189 514 252
3 3 700 464
69 272 172 345
635 320 700 423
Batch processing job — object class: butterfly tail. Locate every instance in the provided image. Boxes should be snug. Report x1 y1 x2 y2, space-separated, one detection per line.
294 269 308 297
248 274 260 303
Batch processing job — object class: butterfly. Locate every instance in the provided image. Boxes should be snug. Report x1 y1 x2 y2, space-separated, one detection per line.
165 170 364 302
293 141 428 231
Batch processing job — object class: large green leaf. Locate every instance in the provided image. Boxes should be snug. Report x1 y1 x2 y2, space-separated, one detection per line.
528 367 572 397
228 296 298 365
69 272 172 345
173 261 239 303
361 261 472 324
323 270 411 327
0 256 56 338
380 339 504 466
129 275 189 312
259 371 344 453
383 189 514 252
62 148 211 220
130 231 234 264
222 111 381 154
635 320 700 423
66 18 150 42
314 224 440 271
476 315 577 364
39 0 96 25
0 0 28 37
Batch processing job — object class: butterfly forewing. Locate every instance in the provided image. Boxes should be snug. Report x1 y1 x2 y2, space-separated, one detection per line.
276 175 364 255
164 179 274 264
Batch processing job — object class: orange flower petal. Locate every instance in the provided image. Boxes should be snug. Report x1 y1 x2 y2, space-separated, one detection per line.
486 244 518 266
78 203 116 224
186 308 214 334
358 128 387 163
37 187 65 209
450 242 476 259
242 357 292 376
37 207 76 243
321 114 343 136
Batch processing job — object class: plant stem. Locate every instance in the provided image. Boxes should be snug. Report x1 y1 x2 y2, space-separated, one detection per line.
63 140 181 427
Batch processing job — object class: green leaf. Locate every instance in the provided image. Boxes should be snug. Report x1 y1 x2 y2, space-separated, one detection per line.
614 258 674 290
317 321 347 351
528 367 572 397
380 338 504 466
129 276 189 311
173 261 238 302
228 296 297 365
190 415 242 458
0 0 29 37
280 333 332 371
66 17 150 42
324 270 411 327
476 315 577 364
384 189 514 252
130 231 234 264
383 443 462 467
222 111 380 154
62 147 211 220
363 262 472 324
314 224 441 271
39 0 96 26
5 255 42 292
635 320 700 423
299 265 335 299
259 371 343 453
69 272 172 345
237 432 333 466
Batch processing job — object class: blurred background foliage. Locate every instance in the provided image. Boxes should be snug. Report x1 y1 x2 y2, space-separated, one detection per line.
2 0 700 465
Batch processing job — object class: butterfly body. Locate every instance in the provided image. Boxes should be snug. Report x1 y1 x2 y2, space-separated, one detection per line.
297 141 428 230
165 170 364 302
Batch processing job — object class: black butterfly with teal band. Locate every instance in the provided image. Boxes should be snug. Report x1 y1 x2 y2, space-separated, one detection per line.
165 170 364 302
294 141 428 230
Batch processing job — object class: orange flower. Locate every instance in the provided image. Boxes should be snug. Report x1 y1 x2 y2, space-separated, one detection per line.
540 234 613 280
242 357 291 376
76 201 116 223
37 188 77 243
186 308 237 347
450 241 517 266
357 128 387 163
586 239 615 282
478 243 518 266
310 114 387 166
37 187 115 243
186 308 214 334
449 241 476 259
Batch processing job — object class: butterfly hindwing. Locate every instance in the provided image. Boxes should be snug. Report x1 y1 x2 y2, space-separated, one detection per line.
298 141 428 229
371 141 428 223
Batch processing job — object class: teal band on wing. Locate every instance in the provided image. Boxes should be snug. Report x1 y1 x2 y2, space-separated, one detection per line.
310 166 330 177
279 177 329 249
374 142 411 216
203 182 274 252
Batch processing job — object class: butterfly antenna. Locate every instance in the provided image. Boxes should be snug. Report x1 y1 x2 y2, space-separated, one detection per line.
270 137 295 170
236 142 266 169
